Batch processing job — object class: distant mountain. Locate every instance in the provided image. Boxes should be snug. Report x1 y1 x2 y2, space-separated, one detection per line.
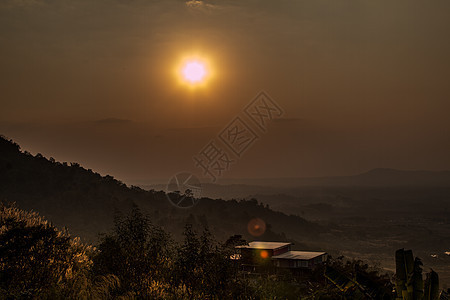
141 168 450 201
352 168 450 186
196 168 450 188
0 135 321 244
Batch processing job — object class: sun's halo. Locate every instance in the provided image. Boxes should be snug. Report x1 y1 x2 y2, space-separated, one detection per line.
182 60 207 84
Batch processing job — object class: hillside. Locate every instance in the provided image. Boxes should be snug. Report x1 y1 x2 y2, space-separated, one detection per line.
0 135 321 244
2 135 450 287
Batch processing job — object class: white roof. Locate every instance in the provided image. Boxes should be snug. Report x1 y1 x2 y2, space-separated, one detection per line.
236 241 291 250
272 251 326 260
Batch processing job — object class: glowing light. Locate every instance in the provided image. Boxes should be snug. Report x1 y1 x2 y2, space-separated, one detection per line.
260 250 269 259
182 61 207 83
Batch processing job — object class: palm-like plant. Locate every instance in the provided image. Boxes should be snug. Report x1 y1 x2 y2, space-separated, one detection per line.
395 248 440 300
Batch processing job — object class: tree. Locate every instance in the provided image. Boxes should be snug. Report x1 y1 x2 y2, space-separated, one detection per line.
395 248 441 300
173 225 249 299
92 205 172 298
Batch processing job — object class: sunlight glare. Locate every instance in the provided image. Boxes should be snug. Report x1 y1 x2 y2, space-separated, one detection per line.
182 60 207 84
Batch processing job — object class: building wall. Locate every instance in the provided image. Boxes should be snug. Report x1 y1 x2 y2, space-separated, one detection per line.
239 248 274 265
273 254 328 269
273 245 290 256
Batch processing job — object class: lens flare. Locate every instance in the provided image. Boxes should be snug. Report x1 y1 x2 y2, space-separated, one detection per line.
247 218 266 237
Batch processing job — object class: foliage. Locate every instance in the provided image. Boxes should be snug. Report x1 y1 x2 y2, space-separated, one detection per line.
424 270 439 300
92 205 173 298
172 224 250 299
0 202 117 299
395 248 441 300
324 256 393 299
1 200 407 299
0 134 321 245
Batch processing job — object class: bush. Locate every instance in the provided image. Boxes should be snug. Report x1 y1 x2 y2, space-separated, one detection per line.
0 202 117 299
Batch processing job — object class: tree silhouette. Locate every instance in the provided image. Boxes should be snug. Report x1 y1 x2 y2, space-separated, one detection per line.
93 205 172 298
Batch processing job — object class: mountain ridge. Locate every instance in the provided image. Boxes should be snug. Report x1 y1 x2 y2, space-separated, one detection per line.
186 168 450 188
0 135 321 245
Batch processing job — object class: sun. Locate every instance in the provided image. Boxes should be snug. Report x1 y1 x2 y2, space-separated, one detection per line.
182 60 207 84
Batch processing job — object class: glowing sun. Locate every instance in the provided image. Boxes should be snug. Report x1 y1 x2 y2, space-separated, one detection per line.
182 60 207 84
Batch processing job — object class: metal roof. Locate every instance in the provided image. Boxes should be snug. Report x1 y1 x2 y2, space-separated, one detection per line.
236 241 291 250
272 251 327 260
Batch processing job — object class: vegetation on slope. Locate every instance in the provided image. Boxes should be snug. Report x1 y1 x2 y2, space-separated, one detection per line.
1 202 396 299
0 135 321 243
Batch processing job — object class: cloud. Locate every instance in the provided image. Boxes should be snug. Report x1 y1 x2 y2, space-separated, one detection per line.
185 0 203 7
184 0 221 13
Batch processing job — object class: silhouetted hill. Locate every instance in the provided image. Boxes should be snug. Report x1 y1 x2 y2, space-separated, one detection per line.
0 135 156 240
0 135 321 244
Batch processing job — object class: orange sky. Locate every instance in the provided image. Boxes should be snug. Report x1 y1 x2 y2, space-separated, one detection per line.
1 0 450 183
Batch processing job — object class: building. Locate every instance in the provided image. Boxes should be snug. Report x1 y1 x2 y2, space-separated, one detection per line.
271 250 327 269
235 241 327 271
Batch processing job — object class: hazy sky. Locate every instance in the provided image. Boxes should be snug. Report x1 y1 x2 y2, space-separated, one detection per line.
1 0 450 183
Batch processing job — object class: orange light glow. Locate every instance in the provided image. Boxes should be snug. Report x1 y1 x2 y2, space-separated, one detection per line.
260 250 269 259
